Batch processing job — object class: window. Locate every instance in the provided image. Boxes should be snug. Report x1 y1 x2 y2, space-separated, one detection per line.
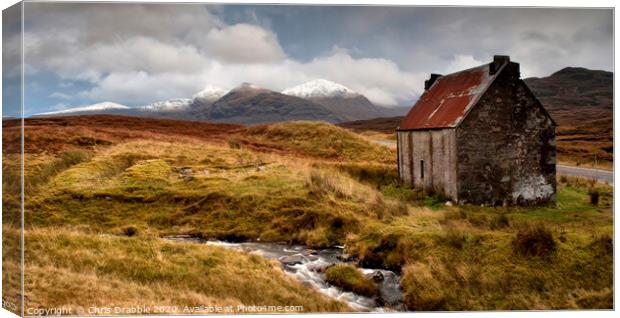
420 160 424 179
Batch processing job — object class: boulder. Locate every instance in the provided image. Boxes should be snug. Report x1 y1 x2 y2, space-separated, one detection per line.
279 254 305 266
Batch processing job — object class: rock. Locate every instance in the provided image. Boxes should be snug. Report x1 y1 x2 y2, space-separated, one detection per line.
279 254 305 266
337 253 354 262
306 263 330 273
302 250 318 256
374 296 386 307
372 271 385 283
445 201 453 206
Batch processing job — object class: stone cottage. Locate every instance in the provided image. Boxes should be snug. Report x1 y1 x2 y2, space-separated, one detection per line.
397 55 556 205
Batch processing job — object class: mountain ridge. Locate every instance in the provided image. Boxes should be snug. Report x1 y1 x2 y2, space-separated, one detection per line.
35 80 406 123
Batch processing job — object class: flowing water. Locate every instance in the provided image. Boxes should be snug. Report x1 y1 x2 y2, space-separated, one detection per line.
164 236 404 312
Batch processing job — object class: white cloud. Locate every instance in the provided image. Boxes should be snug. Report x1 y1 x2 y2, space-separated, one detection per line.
81 71 207 105
49 92 73 100
76 49 423 107
23 4 424 107
297 52 424 105
27 35 210 82
443 55 486 74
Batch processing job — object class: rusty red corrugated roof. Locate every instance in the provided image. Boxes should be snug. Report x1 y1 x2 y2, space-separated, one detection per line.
399 63 502 130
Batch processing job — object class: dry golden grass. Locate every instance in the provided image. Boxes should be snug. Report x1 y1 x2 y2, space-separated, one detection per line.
231 121 396 163
6 226 350 314
2 116 613 312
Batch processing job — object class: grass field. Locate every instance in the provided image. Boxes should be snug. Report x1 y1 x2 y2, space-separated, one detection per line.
2 115 613 313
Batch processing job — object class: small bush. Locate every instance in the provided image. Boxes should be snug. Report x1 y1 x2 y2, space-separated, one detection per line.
325 264 379 297
588 188 600 206
123 226 138 237
512 224 556 257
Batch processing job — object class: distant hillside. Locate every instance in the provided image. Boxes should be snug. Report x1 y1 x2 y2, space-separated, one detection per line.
523 67 612 127
35 80 408 124
524 67 613 166
338 116 403 133
197 83 344 124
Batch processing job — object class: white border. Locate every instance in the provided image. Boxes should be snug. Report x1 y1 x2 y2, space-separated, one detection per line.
0 1 616 318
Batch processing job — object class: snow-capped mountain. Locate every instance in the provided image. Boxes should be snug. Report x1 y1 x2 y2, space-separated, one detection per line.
230 82 271 94
282 79 359 99
32 81 403 123
282 79 396 121
192 85 227 103
36 102 130 115
197 82 343 124
140 98 192 112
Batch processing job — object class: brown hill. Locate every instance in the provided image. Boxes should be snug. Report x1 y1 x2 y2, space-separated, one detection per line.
191 83 343 124
523 67 612 127
524 67 613 166
2 115 242 155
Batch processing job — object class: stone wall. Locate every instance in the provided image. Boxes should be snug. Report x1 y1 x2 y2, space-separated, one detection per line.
455 62 556 205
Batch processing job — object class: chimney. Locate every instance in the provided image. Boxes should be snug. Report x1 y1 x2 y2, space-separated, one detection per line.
424 73 442 90
490 55 510 75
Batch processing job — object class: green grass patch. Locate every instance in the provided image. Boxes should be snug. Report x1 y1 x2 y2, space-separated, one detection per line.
325 264 379 297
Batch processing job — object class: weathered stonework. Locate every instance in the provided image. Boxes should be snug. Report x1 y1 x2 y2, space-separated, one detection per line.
455 63 556 205
397 56 556 206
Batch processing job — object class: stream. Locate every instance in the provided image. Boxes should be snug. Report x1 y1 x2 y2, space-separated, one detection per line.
163 236 404 312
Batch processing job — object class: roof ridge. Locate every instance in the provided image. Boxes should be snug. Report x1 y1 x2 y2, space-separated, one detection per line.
398 61 507 130
440 62 491 78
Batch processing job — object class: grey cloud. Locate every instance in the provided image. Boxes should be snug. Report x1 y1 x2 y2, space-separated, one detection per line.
17 4 613 110
203 24 286 64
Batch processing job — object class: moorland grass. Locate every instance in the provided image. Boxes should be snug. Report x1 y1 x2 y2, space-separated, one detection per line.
232 121 395 163
3 119 613 311
6 226 348 313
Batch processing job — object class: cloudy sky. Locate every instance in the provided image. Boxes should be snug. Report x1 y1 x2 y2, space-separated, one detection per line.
2 3 613 116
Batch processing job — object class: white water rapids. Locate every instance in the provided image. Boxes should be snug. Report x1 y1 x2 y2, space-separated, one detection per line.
163 236 404 312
